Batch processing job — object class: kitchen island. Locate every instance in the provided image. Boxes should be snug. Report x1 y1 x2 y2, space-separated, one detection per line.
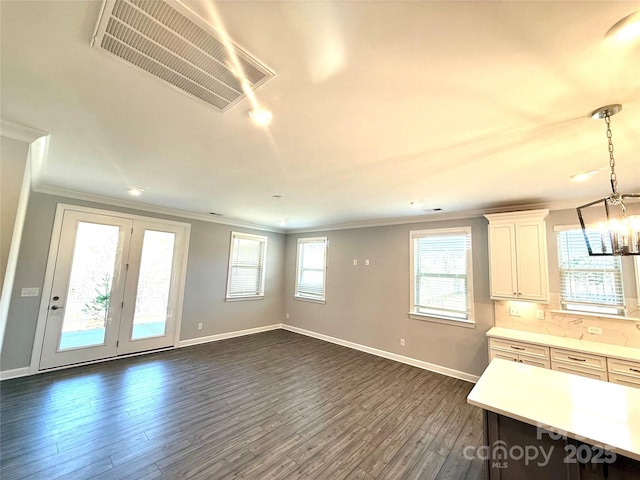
467 358 640 479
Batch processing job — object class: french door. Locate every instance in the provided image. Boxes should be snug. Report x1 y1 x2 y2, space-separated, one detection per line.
39 208 189 370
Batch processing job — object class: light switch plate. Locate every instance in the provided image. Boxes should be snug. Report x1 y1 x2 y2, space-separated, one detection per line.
509 305 520 317
21 287 40 297
536 310 545 320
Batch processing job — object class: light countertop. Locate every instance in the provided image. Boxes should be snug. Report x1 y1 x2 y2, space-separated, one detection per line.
467 358 640 461
487 327 640 362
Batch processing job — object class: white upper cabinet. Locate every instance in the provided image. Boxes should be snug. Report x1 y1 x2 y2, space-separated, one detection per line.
484 210 549 302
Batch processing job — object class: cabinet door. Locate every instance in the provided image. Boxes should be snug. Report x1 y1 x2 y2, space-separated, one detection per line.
608 373 640 389
488 224 518 299
551 362 609 381
514 222 549 301
519 356 550 369
607 358 640 378
490 350 519 363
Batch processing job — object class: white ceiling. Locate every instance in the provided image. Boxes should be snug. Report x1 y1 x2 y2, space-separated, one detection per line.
2 0 639 231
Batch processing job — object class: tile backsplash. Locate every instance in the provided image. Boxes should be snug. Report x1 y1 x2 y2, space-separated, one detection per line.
494 295 640 349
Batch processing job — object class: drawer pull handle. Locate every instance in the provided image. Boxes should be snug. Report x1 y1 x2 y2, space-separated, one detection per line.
567 356 586 362
510 346 525 351
629 368 640 373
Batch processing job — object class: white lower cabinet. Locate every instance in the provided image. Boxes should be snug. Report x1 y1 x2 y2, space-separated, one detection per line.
488 333 640 388
489 338 551 369
607 358 640 389
550 348 608 381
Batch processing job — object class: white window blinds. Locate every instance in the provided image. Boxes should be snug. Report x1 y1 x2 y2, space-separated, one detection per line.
226 232 267 299
557 229 625 315
410 228 474 322
295 237 327 301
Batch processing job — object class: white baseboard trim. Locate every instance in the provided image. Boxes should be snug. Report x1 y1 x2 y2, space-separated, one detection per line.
0 367 31 381
177 324 283 348
282 324 479 383
3 324 478 383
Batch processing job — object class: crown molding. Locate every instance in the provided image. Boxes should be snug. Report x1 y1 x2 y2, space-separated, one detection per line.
286 198 593 234
32 185 286 234
0 120 48 143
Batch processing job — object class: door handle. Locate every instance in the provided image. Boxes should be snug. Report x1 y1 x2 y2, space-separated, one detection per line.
50 305 64 310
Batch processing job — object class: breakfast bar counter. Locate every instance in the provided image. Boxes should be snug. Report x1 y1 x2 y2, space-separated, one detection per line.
467 359 640 479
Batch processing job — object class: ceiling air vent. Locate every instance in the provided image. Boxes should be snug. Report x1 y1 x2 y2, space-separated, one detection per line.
91 0 274 112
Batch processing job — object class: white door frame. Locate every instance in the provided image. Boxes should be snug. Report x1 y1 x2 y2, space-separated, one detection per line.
29 203 191 374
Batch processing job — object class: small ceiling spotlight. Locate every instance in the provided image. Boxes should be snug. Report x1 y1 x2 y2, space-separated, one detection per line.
272 194 283 199
570 170 598 182
128 187 144 196
249 108 273 126
605 11 640 42
277 219 288 226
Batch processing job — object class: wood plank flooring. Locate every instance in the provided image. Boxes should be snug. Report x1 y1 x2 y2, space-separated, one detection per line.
1 330 484 480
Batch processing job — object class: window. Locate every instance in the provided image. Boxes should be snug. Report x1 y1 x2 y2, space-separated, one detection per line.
226 232 267 300
556 228 625 316
409 227 474 324
295 237 327 302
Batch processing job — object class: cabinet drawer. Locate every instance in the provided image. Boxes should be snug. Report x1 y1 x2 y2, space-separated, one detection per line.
490 350 518 363
607 358 640 379
608 373 640 389
520 357 550 369
490 338 549 359
550 348 606 371
551 362 609 381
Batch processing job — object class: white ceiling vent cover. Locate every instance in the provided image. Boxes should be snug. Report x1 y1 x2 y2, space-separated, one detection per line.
91 0 274 112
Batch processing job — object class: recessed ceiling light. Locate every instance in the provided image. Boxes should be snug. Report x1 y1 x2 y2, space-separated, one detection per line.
410 201 423 208
249 108 273 126
605 11 640 42
570 170 598 182
432 208 442 212
272 194 283 199
277 219 288 226
208 212 222 216
128 187 144 196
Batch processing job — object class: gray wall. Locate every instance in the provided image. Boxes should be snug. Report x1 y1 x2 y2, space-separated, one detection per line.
1 192 285 371
284 217 494 378
0 136 29 292
5 195 633 377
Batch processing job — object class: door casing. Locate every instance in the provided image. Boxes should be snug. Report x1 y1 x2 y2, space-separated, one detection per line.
30 204 191 374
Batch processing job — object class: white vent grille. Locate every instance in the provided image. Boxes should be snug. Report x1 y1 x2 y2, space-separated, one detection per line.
92 0 274 112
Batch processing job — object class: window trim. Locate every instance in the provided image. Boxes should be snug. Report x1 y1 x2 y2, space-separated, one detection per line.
408 227 475 327
225 231 268 301
554 226 626 317
294 236 328 304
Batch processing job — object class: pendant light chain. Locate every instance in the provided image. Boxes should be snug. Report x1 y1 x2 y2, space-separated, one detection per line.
605 114 618 195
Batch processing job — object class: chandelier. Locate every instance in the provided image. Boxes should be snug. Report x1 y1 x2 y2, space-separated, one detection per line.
576 104 640 256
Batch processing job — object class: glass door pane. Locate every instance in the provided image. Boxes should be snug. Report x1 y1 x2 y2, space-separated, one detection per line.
59 222 120 350
40 210 132 370
131 230 176 340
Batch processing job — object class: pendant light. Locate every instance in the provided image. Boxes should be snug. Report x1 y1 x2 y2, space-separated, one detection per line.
576 104 640 255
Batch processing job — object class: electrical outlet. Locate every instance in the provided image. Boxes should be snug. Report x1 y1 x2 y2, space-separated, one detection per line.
286 313 290 319
353 259 358 266
21 287 40 297
509 305 520 317
400 338 406 347
536 310 545 320
587 326 603 335
365 259 370 266
197 323 203 330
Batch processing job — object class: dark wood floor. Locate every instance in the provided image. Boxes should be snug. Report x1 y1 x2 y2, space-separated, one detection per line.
1 330 484 480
